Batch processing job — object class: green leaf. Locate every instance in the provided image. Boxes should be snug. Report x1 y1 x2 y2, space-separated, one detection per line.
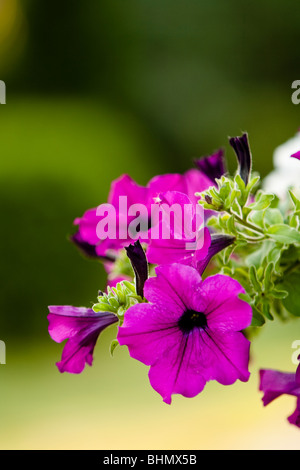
270 289 288 299
206 215 219 227
225 214 235 234
231 199 242 217
289 214 299 229
246 240 273 268
270 194 280 208
249 192 274 211
220 266 233 276
266 224 300 244
249 265 261 292
234 174 248 205
93 302 116 313
235 173 246 192
289 190 300 215
251 307 265 327
238 292 252 304
262 301 274 320
227 188 239 205
222 244 235 264
267 245 282 264
267 245 283 274
264 208 284 227
247 175 260 194
109 339 119 357
263 262 274 292
219 181 231 200
248 210 264 229
279 268 300 316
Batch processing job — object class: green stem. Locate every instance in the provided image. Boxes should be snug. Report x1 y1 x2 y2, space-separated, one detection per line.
242 234 266 243
229 211 265 235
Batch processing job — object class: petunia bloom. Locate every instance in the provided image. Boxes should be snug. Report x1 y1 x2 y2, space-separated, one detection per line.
125 240 148 298
259 360 300 428
73 168 214 259
194 148 226 183
48 306 118 374
229 133 252 186
117 263 252 404
146 191 211 268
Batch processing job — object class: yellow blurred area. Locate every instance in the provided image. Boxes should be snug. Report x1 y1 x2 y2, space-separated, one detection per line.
0 95 299 450
0 0 26 69
0 318 300 450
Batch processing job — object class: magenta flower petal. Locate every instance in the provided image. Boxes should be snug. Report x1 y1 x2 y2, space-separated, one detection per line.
75 208 100 246
146 191 211 267
259 369 300 405
146 263 207 312
288 398 300 427
291 150 300 160
147 170 212 207
199 329 251 384
118 302 182 366
108 174 149 207
147 173 184 199
259 366 300 428
198 274 252 331
182 169 215 206
48 306 118 374
73 166 213 262
194 149 226 183
296 359 300 384
148 331 207 404
117 263 252 403
74 174 150 256
197 234 235 274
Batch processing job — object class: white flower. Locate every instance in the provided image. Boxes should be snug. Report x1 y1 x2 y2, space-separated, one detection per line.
262 131 300 198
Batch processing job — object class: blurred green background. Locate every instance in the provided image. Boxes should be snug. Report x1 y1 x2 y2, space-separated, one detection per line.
0 0 300 450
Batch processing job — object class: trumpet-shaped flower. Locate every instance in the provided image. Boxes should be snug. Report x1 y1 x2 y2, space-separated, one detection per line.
117 263 252 404
259 361 300 428
73 168 214 259
48 306 118 373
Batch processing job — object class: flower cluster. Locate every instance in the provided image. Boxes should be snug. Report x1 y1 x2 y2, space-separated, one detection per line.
48 130 300 425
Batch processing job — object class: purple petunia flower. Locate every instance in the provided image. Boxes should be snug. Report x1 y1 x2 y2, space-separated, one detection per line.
146 191 211 268
259 360 300 428
48 306 118 373
194 148 226 183
229 133 252 186
73 169 213 259
117 263 252 404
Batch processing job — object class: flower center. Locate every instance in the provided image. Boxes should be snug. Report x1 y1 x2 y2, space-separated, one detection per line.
178 309 207 333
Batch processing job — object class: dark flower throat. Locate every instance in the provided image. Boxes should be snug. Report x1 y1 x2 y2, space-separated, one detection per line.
178 309 207 333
